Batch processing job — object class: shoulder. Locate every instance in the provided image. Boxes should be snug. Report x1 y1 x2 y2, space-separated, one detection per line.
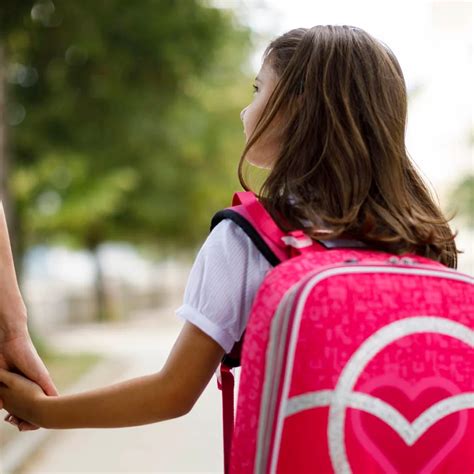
176 218 272 353
205 218 252 248
185 218 273 296
199 219 271 271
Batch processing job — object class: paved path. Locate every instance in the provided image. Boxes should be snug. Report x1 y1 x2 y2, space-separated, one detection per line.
15 307 230 473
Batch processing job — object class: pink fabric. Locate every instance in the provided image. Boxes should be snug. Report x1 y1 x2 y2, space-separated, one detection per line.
218 364 235 474
230 250 474 473
231 191 291 262
231 192 328 262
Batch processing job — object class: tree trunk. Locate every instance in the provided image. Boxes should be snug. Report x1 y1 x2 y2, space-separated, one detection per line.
87 235 118 322
90 242 107 322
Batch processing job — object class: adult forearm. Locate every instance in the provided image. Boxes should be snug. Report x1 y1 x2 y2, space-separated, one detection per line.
38 371 189 429
0 202 27 335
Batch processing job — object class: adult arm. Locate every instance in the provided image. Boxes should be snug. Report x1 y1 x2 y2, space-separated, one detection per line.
0 201 58 429
0 321 225 429
0 202 27 336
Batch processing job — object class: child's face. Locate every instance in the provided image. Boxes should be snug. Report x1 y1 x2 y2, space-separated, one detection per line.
240 60 281 169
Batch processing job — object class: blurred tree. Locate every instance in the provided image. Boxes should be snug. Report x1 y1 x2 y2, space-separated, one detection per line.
450 174 474 227
1 0 253 320
449 127 474 229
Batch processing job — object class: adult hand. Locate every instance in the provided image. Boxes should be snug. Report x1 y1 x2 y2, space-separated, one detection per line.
0 325 58 431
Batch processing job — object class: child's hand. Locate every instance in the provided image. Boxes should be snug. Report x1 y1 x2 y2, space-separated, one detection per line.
0 368 47 429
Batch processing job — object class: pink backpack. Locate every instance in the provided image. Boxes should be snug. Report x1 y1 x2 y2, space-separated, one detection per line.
213 191 474 474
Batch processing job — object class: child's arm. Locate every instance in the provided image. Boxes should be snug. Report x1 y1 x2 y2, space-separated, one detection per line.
0 321 225 429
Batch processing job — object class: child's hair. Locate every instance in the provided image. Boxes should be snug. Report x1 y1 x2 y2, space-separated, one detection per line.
238 25 458 268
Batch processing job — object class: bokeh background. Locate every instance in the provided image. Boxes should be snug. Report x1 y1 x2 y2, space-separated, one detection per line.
0 0 472 472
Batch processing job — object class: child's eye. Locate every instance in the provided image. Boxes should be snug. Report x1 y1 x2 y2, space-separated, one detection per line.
252 84 259 94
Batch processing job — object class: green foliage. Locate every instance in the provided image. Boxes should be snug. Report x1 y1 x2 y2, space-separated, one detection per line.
2 0 254 253
450 174 474 227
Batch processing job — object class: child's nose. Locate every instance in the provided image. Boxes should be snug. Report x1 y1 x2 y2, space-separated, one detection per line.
240 106 247 122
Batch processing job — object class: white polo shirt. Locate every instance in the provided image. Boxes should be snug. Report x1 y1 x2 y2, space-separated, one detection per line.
175 219 273 353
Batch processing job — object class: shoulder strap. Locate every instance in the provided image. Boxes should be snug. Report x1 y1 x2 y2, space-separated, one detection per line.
211 207 282 267
214 191 364 474
211 193 287 368
211 191 327 265
214 192 291 474
211 190 293 265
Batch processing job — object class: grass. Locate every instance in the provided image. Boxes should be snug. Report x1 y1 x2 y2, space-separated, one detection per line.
42 351 102 392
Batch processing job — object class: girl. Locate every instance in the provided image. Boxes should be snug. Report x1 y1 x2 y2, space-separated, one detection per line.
0 25 457 431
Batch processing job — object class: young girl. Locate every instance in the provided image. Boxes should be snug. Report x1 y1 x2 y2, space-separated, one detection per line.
0 25 457 431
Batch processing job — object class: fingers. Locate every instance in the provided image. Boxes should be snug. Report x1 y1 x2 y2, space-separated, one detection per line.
36 369 59 397
4 413 19 427
15 339 59 397
30 363 58 397
8 415 18 425
0 371 23 429
0 368 15 387
3 412 38 431
32 356 58 397
18 420 38 431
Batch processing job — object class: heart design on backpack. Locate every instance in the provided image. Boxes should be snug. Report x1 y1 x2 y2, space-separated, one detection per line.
324 316 473 474
350 375 469 473
274 313 474 474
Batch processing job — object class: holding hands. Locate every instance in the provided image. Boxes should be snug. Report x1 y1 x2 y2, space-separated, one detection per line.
0 327 57 430
0 365 47 429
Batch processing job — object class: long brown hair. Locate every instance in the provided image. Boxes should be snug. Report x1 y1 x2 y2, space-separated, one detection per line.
238 25 458 268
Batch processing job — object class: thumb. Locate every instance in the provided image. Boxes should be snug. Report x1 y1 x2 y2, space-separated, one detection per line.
21 356 58 396
14 337 59 397
34 366 58 397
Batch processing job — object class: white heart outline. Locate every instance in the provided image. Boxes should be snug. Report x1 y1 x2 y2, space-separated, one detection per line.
327 316 474 474
286 390 474 446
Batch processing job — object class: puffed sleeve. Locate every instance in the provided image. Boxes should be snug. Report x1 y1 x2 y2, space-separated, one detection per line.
175 219 272 353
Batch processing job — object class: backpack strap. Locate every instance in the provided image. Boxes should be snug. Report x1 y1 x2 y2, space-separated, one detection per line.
212 191 289 474
211 191 289 265
217 364 234 474
211 195 285 369
213 191 366 474
211 207 282 267
211 191 296 370
211 191 326 265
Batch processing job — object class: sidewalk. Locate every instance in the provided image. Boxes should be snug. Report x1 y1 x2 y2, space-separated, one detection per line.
8 307 227 473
